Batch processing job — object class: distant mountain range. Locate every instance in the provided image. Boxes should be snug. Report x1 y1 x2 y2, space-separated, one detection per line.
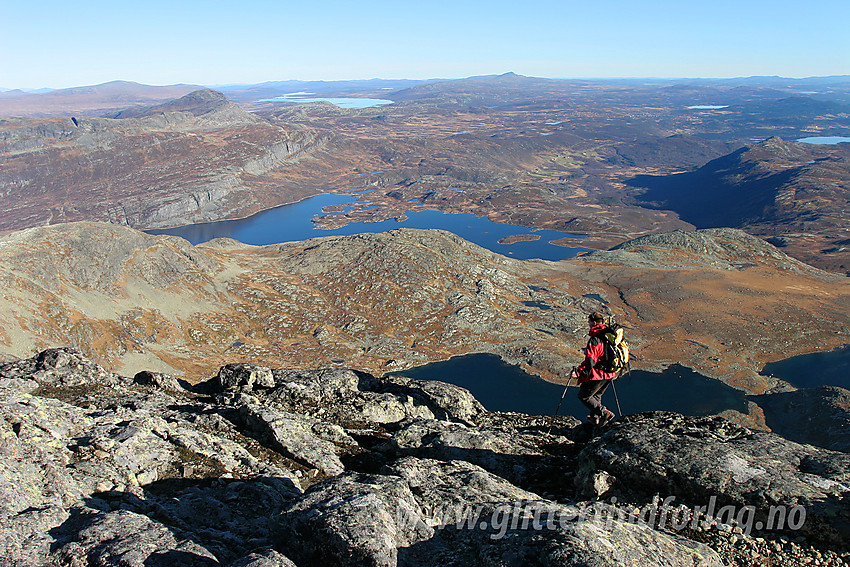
0 80 204 117
4 73 850 117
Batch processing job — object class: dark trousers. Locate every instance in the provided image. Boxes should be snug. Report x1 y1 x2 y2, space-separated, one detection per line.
578 379 613 417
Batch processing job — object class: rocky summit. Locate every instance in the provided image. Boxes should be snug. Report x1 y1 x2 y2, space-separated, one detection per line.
0 347 848 566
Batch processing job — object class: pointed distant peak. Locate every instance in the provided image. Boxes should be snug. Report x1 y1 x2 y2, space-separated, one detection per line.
751 136 796 152
113 88 233 119
159 88 232 113
177 88 230 104
747 135 812 160
488 71 527 81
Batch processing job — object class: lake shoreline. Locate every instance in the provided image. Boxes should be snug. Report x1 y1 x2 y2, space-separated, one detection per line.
147 192 593 261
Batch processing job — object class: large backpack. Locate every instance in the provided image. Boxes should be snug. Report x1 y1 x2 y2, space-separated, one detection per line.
596 323 630 376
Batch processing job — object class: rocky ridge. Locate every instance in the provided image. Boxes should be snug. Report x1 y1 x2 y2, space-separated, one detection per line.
0 347 847 566
581 227 824 273
0 90 329 231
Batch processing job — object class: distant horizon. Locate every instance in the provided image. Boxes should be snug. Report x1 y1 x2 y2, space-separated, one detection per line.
3 72 850 93
3 0 848 92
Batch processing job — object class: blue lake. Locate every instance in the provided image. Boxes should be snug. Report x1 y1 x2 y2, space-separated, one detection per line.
393 354 750 418
258 96 394 109
796 136 850 145
760 345 850 389
686 105 729 110
147 194 591 261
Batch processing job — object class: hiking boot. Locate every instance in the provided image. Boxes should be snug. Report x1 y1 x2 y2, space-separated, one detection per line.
598 409 615 426
586 414 600 425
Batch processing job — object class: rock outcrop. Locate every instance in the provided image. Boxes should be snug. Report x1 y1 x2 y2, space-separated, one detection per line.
751 386 850 453
583 227 824 274
0 347 847 566
576 413 850 546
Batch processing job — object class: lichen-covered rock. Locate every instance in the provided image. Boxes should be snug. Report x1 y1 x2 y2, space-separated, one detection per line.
0 347 123 388
385 457 539 510
162 426 300 487
129 476 300 559
262 368 401 423
228 548 298 567
275 471 433 567
0 390 93 513
235 367 481 427
0 349 842 565
379 375 486 424
0 505 70 565
379 418 579 496
465 513 725 567
52 508 220 566
276 457 724 567
215 363 276 393
133 370 184 391
238 403 355 476
388 458 723 567
577 412 850 545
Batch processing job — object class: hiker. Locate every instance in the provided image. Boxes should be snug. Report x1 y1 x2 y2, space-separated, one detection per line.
571 311 618 425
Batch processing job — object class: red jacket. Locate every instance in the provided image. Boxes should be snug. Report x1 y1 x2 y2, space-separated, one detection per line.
576 324 619 383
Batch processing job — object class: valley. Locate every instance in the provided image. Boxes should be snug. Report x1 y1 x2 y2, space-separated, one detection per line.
1 74 849 410
3 74 850 271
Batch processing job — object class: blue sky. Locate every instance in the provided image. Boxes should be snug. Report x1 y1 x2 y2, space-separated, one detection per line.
1 0 848 89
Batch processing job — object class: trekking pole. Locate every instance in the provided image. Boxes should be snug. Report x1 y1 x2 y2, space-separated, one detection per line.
610 380 623 417
553 367 577 417
548 367 576 435
609 362 628 418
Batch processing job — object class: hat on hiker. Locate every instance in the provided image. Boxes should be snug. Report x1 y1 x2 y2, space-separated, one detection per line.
588 312 605 323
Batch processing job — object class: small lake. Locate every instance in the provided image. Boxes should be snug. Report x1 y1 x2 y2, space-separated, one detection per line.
392 354 750 418
148 194 591 261
760 345 850 389
796 136 850 145
258 95 394 109
686 105 729 110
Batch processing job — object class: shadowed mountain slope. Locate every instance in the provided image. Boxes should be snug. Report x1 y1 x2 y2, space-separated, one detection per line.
629 137 850 272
